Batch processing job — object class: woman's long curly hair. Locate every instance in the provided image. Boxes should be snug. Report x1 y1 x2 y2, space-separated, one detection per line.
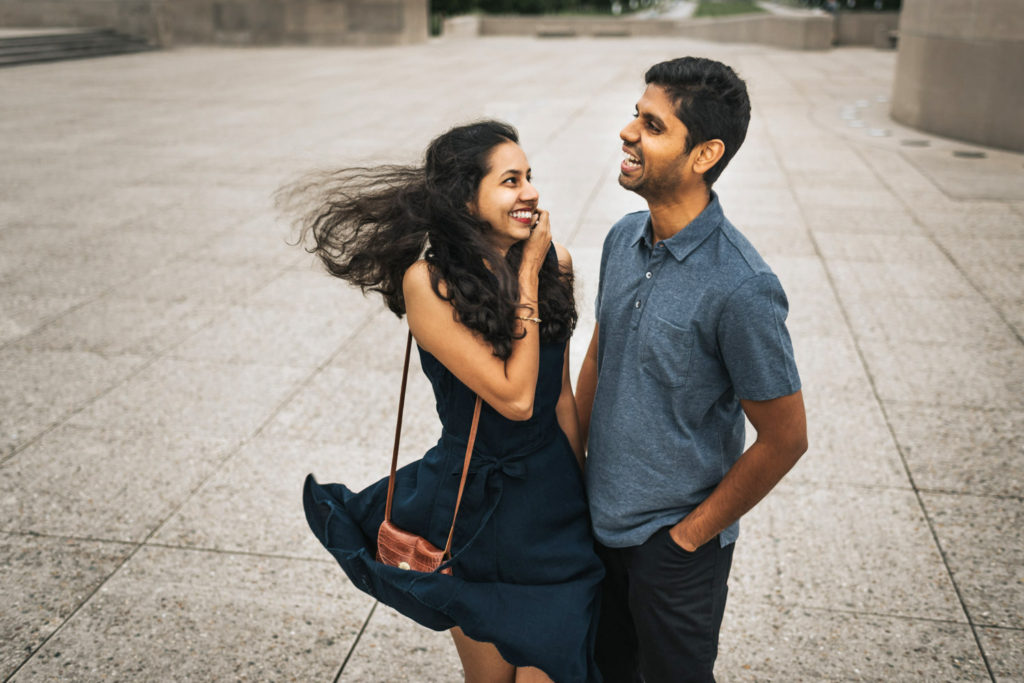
278 120 576 360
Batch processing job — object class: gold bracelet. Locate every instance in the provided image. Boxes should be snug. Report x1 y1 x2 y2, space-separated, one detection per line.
516 315 542 324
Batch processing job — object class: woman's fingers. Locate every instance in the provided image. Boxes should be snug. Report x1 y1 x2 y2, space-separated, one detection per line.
523 209 552 267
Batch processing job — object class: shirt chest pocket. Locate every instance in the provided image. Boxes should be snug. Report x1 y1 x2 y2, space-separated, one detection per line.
640 315 694 387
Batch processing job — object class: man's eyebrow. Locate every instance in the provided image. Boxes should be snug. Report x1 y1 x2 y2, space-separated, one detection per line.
639 111 665 128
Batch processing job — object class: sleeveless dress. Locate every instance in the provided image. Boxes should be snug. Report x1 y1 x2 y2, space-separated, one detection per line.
303 334 604 682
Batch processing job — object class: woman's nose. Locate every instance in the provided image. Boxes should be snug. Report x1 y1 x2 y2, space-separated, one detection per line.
521 180 539 202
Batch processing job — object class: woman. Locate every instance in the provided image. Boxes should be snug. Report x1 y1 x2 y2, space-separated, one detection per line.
286 121 603 682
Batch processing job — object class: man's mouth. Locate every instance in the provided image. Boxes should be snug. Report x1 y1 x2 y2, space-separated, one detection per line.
621 149 641 173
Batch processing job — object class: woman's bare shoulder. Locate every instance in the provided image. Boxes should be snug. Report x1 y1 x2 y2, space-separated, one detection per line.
553 241 573 270
403 260 447 299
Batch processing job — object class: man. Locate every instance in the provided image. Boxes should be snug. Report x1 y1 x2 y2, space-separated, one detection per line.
576 57 807 682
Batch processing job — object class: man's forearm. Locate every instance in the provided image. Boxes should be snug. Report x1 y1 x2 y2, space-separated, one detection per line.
671 437 806 551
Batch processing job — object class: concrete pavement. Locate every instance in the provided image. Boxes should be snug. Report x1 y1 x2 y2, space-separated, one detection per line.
1 35 1022 681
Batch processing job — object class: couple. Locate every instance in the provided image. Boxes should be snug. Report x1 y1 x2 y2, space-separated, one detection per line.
298 56 806 683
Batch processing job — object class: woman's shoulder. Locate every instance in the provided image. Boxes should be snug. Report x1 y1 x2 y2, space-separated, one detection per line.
403 259 448 298
552 241 573 271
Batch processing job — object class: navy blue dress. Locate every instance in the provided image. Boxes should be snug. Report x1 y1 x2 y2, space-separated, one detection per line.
303 335 604 682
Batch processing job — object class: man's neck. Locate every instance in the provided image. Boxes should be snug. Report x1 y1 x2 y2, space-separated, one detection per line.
648 186 711 244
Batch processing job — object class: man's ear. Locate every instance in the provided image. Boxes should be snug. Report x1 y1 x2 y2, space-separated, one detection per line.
693 139 725 175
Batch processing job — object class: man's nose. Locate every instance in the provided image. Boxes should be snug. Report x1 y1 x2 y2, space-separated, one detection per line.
620 119 639 142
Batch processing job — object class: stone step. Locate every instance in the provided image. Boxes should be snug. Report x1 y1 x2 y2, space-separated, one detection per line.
0 29 154 67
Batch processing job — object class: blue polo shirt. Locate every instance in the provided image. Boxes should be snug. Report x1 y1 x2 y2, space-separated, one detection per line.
586 194 800 548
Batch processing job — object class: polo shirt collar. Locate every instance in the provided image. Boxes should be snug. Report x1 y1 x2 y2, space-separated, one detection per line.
630 192 725 262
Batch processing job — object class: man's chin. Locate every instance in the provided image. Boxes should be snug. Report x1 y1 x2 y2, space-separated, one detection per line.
618 173 642 193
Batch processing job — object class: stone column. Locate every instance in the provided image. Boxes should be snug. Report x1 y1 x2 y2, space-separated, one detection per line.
891 0 1024 152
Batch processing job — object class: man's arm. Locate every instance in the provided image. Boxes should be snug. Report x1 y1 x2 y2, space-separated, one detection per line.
574 324 600 454
670 389 807 551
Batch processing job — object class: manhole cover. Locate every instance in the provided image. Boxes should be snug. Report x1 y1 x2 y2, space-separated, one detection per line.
953 150 987 159
901 139 930 147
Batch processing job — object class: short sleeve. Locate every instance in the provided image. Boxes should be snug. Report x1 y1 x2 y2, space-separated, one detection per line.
718 273 801 401
595 225 616 320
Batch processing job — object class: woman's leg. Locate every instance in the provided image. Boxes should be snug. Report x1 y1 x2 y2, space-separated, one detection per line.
514 666 554 683
450 627 515 683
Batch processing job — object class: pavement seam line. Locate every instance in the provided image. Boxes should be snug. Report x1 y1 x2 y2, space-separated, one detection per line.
760 87 997 680
335 601 379 682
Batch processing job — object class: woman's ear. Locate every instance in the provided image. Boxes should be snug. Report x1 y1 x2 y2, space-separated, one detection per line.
693 139 726 176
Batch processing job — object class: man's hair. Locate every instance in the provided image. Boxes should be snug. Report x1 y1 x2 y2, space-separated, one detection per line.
645 57 751 187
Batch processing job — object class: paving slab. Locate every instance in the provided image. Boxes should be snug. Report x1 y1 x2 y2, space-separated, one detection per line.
753 481 965 621
794 396 908 489
0 533 133 681
886 404 1024 497
718 606 988 681
0 349 146 460
66 358 308 439
858 341 1024 410
12 297 220 357
922 492 1024 630
841 295 1019 348
0 293 86 347
801 205 924 235
340 603 463 682
978 626 1024 682
151 435 389 558
0 425 233 542
826 257 980 300
9 546 369 681
167 304 359 370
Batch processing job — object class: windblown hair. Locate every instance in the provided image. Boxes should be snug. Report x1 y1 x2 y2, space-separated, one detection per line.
645 57 751 187
277 120 576 360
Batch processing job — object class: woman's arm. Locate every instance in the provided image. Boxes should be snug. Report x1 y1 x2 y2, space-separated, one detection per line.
574 323 599 453
404 212 552 421
551 243 584 467
555 340 584 469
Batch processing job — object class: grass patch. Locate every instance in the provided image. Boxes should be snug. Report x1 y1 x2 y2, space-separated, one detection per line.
694 0 766 17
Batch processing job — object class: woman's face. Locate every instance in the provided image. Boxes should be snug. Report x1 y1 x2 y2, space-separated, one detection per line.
470 141 539 254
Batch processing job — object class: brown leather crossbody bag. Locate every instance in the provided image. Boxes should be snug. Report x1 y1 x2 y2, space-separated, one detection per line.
377 331 481 574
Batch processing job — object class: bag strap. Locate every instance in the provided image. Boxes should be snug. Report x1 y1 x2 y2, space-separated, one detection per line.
383 331 483 560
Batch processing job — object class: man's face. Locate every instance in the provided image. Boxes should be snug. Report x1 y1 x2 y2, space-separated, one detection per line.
618 84 700 201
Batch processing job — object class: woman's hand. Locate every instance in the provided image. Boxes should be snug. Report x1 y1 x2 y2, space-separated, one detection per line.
521 209 552 273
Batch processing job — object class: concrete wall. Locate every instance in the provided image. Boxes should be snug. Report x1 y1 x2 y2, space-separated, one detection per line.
834 10 899 47
0 0 429 46
445 13 834 51
891 0 1024 152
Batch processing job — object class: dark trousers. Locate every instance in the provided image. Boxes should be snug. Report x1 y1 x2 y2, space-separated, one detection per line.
595 526 734 683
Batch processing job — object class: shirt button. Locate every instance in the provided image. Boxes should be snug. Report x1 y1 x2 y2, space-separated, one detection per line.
635 300 641 309
645 271 652 279
657 243 665 249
